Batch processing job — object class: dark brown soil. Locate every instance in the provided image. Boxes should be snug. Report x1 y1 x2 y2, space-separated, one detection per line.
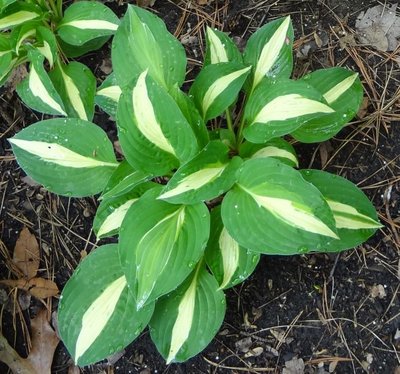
0 1 399 373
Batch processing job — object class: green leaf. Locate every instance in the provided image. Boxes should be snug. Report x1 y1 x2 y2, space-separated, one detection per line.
149 264 225 363
112 5 186 89
301 169 381 251
9 20 38 54
240 138 298 167
244 16 294 91
291 68 363 142
158 141 242 205
58 244 154 367
95 72 121 118
58 35 110 58
169 86 209 149
0 50 17 86
17 50 66 116
117 70 198 175
243 79 334 143
221 158 339 255
0 0 18 11
49 61 96 121
9 118 118 197
190 62 251 121
101 160 153 200
36 26 57 67
204 27 242 66
119 187 210 309
58 1 119 46
0 2 42 30
205 206 260 289
94 182 157 239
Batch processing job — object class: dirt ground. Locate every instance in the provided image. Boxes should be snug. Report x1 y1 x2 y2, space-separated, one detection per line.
0 0 399 373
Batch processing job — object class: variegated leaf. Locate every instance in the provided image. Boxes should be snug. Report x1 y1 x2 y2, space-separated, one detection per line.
94 182 157 239
149 265 225 363
205 206 260 289
244 16 294 91
117 70 198 175
243 79 334 143
113 5 186 90
190 62 251 121
0 3 41 30
119 188 210 309
10 20 38 54
95 72 121 118
240 138 298 167
292 67 363 142
58 1 119 46
58 244 154 366
158 141 242 205
221 158 339 254
101 160 153 200
204 27 242 66
36 26 58 67
301 169 381 251
9 118 118 197
49 61 96 121
17 50 66 116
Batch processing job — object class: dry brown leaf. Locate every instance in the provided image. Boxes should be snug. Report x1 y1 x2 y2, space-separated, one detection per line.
27 309 60 374
13 227 40 279
357 97 369 119
0 277 59 299
0 309 59 374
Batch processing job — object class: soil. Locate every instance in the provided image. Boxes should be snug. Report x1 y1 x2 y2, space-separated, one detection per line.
0 0 399 373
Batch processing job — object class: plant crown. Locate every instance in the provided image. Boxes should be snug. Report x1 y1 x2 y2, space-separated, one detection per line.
8 4 381 366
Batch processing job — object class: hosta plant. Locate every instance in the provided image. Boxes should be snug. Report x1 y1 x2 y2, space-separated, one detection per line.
0 0 119 120
9 5 381 366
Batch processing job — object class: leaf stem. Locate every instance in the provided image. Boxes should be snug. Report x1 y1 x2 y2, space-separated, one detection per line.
225 109 233 132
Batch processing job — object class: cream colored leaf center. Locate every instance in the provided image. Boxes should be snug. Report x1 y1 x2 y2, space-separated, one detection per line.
75 275 126 362
252 146 298 166
132 71 175 155
9 139 117 168
323 74 358 104
0 11 39 29
60 67 87 120
63 20 118 31
29 65 66 116
97 85 122 102
252 94 334 125
207 27 228 64
219 228 240 289
158 165 226 200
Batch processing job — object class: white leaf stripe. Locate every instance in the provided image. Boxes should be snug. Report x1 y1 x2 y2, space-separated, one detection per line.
219 228 239 289
327 200 381 229
158 165 227 200
132 71 175 155
9 139 118 168
206 27 228 64
0 57 16 82
242 186 339 239
136 208 185 308
29 65 67 116
97 199 138 238
60 66 88 120
323 74 358 104
166 269 198 364
97 85 121 102
252 94 334 125
15 29 35 54
0 11 39 29
253 16 290 88
37 41 54 67
202 66 251 114
62 20 118 31
75 275 127 362
252 146 298 166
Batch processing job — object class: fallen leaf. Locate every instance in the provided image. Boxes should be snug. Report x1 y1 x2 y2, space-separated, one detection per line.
244 346 263 358
355 4 400 51
283 357 305 374
13 227 40 279
0 277 59 299
235 337 252 353
370 284 387 299
0 309 59 374
27 309 60 374
357 97 369 119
